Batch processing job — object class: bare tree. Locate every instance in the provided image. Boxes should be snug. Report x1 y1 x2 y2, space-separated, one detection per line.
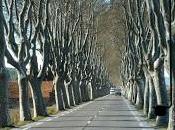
4 0 32 121
28 0 50 118
120 0 171 127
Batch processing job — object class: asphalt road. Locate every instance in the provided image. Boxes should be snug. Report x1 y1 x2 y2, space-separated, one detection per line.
14 95 155 130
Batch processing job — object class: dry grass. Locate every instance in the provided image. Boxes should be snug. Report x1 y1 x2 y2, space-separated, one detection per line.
47 105 58 115
0 128 11 130
9 109 20 125
9 105 58 127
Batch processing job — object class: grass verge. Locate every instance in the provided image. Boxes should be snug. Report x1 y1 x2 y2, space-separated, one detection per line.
8 105 58 128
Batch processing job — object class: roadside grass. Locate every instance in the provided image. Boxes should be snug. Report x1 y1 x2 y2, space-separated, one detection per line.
9 109 20 126
0 128 11 130
47 105 58 115
9 105 58 128
15 121 34 127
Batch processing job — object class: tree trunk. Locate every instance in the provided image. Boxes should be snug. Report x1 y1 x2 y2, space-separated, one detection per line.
92 83 97 99
73 78 82 104
167 74 174 129
80 80 86 102
80 80 89 102
54 75 65 111
168 39 175 130
128 82 132 101
136 79 144 109
168 105 174 130
96 85 100 98
148 76 156 119
132 82 137 104
62 80 70 108
84 81 90 101
17 72 32 121
153 67 168 126
87 82 93 100
143 76 149 115
29 79 47 117
72 80 79 105
68 83 75 106
0 69 10 127
0 1 10 126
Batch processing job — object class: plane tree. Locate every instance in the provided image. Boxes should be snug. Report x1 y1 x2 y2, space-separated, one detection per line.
28 0 50 118
4 0 33 121
120 0 171 127
3 0 51 120
48 0 111 111
0 0 115 126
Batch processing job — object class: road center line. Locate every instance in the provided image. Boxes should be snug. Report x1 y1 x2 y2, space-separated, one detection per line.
20 95 109 130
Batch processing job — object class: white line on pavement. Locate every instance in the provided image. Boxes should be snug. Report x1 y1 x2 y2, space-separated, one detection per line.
35 122 43 126
22 127 31 130
123 97 155 130
87 121 91 124
18 95 109 130
45 118 52 121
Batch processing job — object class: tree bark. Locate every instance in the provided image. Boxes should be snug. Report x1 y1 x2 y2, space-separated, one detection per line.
168 37 175 130
132 82 137 104
80 80 88 102
136 79 144 109
87 82 93 100
153 60 169 126
128 82 133 101
68 83 75 106
148 76 156 119
80 82 85 102
0 69 9 127
92 80 97 99
29 79 47 117
62 80 70 108
54 75 65 111
143 76 149 115
17 71 32 121
72 78 82 104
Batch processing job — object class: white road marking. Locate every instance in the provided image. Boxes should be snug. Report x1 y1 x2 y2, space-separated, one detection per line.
139 122 145 127
87 121 91 124
23 127 31 130
45 118 52 121
18 95 110 130
35 122 43 125
123 97 155 130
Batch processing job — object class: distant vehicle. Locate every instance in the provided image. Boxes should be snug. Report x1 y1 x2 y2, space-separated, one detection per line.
110 88 116 95
115 88 121 96
110 87 122 96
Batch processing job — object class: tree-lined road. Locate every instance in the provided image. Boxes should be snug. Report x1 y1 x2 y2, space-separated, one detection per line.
14 95 154 130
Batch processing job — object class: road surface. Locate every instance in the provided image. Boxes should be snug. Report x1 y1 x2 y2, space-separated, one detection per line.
13 95 155 130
